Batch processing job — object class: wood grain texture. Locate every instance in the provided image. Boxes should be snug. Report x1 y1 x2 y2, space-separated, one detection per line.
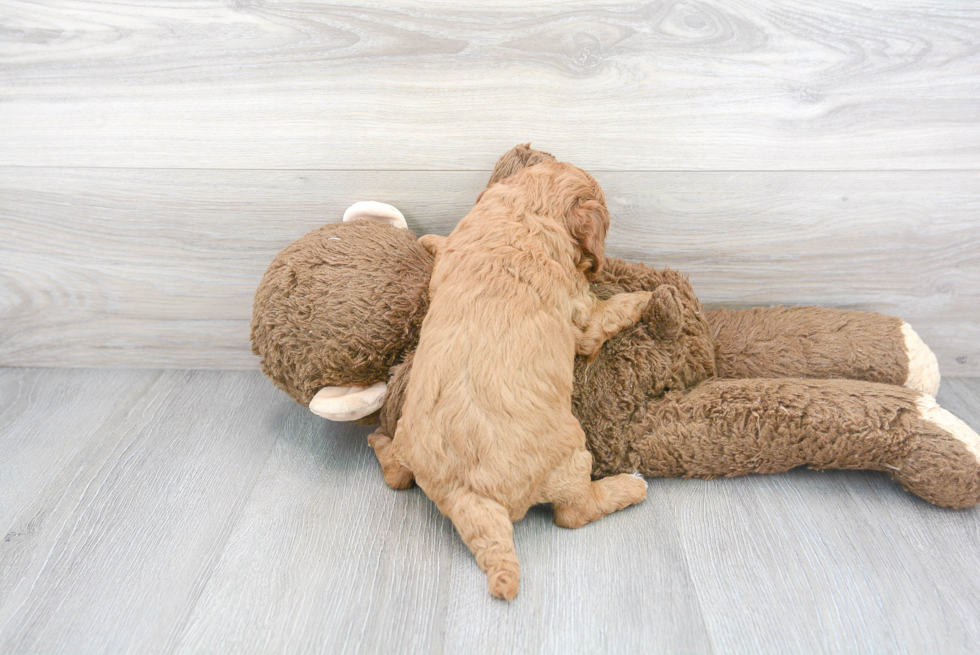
2 368 980 652
1 1 979 170
2 0 978 648
0 369 284 654
867 378 980 651
662 473 962 652
663 377 980 654
0 368 160 535
177 428 712 654
2 167 978 373
174 416 460 655
439 488 712 655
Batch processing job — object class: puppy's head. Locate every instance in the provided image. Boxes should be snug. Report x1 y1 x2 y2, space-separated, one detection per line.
486 143 557 187
520 160 609 280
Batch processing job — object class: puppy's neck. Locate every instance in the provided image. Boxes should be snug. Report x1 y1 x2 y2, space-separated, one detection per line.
512 211 580 276
446 192 589 294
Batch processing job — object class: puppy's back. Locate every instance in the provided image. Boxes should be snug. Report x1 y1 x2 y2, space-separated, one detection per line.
398 213 586 506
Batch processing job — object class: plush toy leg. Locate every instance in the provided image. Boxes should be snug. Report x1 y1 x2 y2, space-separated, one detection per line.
626 378 980 508
441 491 520 601
707 307 940 395
901 322 941 396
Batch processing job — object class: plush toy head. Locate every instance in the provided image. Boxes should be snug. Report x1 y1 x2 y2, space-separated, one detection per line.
250 218 433 417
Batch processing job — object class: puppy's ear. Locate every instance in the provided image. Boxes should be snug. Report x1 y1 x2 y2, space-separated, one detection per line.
487 143 557 187
568 199 608 279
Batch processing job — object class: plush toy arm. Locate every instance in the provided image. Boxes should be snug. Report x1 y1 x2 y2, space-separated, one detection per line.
707 306 940 396
616 378 980 508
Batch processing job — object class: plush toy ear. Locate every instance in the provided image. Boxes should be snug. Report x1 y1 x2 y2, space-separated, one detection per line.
309 382 387 421
343 201 408 229
568 199 609 279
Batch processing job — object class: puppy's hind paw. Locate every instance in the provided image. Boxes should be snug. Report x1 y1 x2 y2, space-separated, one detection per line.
368 432 414 490
605 472 648 507
628 474 649 503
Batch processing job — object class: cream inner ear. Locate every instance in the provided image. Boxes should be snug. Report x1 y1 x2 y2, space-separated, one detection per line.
342 201 408 229
309 382 387 421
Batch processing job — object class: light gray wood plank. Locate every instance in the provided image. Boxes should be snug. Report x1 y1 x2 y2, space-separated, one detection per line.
662 379 980 654
662 475 964 653
2 167 978 373
441 487 713 655
173 416 458 655
1 1 979 170
840 378 980 652
174 403 710 654
0 367 160 534
0 369 283 654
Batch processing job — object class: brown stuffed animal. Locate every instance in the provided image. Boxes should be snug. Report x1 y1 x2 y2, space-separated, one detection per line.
251 144 980 509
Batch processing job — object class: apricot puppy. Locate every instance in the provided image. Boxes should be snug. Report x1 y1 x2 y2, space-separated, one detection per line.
374 160 651 600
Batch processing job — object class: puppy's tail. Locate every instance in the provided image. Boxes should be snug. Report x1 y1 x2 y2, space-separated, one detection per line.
446 491 520 601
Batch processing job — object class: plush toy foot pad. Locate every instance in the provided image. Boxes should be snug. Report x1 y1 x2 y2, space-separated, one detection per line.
903 322 941 396
902 394 980 508
918 395 980 461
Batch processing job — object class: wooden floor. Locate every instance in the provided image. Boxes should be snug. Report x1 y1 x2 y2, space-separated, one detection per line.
0 367 978 654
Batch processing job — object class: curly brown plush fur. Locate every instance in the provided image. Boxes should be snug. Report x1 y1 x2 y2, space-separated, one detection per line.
251 144 980 509
709 305 909 383
251 220 431 406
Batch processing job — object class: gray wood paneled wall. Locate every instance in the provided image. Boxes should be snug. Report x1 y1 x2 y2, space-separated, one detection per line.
1 1 978 373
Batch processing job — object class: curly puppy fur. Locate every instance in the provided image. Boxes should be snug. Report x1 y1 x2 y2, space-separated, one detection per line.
387 160 650 600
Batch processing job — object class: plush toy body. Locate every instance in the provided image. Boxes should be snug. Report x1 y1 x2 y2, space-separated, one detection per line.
251 145 980 509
